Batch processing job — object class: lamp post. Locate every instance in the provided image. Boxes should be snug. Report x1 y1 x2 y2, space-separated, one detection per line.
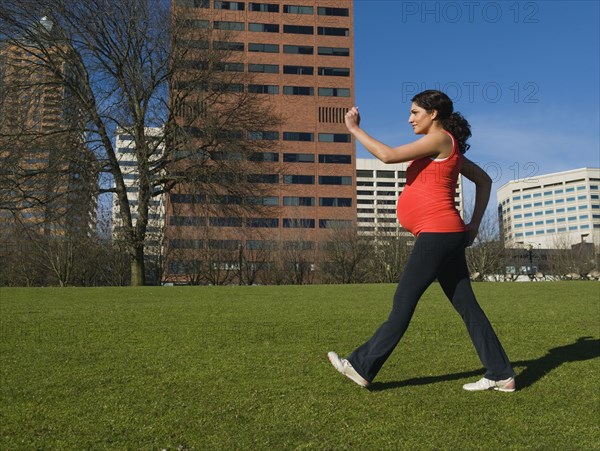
238 243 243 286
526 243 534 280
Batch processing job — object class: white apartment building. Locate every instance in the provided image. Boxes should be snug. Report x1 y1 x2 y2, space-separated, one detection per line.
356 158 464 236
497 167 600 249
112 127 166 281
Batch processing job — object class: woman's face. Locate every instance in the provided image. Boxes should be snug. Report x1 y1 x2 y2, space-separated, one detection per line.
408 103 437 135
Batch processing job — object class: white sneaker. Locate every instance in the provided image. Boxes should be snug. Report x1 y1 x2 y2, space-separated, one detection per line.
463 377 516 392
327 352 369 387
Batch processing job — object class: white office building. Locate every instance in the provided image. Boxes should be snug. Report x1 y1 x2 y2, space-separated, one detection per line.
497 167 600 249
356 158 464 236
112 127 166 280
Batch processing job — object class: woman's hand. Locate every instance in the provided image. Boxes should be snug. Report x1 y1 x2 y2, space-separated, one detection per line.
345 106 361 133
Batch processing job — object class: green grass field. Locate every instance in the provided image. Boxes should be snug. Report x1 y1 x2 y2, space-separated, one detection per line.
1 282 599 450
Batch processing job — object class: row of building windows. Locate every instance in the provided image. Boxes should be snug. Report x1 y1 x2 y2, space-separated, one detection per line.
181 40 349 56
357 170 407 179
184 61 351 76
201 21 349 36
169 197 351 219
168 219 352 237
177 1 349 17
173 81 351 95
514 223 597 238
506 184 598 202
512 205 597 219
178 128 351 142
170 190 353 206
510 196 597 210
514 214 594 228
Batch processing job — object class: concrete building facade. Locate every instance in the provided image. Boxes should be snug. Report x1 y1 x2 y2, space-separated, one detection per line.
497 167 600 249
112 127 167 282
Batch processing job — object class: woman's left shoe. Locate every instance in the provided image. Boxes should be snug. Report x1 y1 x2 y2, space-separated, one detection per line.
327 352 369 387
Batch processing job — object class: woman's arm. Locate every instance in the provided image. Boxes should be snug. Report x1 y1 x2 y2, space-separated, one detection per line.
345 107 445 163
460 156 492 245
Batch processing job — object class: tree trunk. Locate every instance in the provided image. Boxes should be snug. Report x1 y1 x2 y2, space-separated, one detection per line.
130 247 146 286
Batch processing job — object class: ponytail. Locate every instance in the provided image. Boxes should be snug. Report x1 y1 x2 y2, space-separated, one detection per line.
411 90 472 154
440 112 471 153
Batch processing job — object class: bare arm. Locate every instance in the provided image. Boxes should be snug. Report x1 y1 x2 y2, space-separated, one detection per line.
345 107 445 163
460 157 492 245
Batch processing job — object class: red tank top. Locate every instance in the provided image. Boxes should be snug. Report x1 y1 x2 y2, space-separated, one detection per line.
396 130 467 236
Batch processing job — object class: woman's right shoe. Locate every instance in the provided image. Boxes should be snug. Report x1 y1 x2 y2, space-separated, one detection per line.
463 376 516 392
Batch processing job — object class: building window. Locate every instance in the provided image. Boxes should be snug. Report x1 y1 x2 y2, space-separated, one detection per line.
212 83 244 92
178 19 210 28
247 196 279 206
283 86 314 96
319 219 352 229
213 41 244 51
318 87 350 97
283 241 314 250
248 2 279 12
214 1 245 10
248 23 279 33
319 176 352 185
283 153 314 163
283 132 314 142
214 21 244 31
318 27 349 37
247 174 279 184
169 216 206 226
248 84 279 94
210 217 242 227
283 218 315 228
319 154 351 164
317 46 350 57
318 133 351 143
169 239 204 249
317 6 349 16
319 197 352 207
248 63 279 73
283 197 315 206
318 67 351 77
283 25 314 34
284 175 315 184
284 45 314 55
283 65 314 75
248 43 279 53
248 152 279 162
170 194 205 204
247 218 279 228
357 170 373 178
248 131 279 140
214 62 244 72
176 0 209 7
246 240 278 250
208 240 242 251
283 5 314 14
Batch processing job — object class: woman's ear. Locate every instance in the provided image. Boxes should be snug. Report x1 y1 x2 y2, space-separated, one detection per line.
430 109 439 120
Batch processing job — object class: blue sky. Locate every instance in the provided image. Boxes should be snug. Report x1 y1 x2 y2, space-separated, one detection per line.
352 0 600 209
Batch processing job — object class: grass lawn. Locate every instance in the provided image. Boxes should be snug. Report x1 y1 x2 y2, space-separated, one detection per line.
1 282 599 450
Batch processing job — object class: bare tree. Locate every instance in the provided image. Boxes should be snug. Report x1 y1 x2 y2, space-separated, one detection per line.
366 228 413 283
321 223 371 284
0 0 280 285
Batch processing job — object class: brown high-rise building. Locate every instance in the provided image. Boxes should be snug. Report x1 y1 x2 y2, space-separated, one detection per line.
166 1 355 283
0 17 95 237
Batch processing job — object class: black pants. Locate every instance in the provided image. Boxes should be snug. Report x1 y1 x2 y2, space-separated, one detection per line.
348 231 515 383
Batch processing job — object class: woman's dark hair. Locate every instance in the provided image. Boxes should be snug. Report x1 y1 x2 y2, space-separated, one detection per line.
411 90 471 153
